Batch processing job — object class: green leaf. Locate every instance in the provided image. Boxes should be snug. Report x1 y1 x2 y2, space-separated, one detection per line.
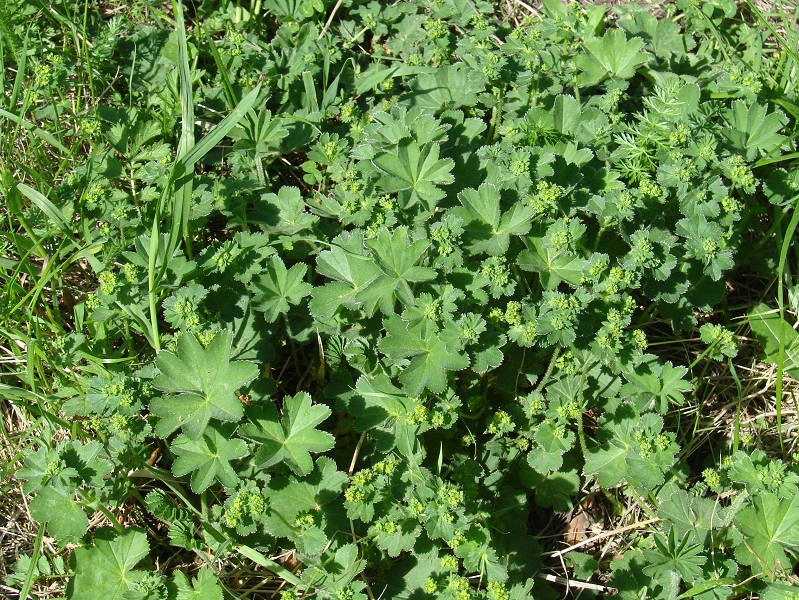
583 439 629 488
734 493 799 577
748 303 799 378
310 231 381 321
553 94 582 136
171 424 248 493
299 543 364 592
355 64 436 95
352 374 419 457
407 64 487 112
262 457 347 555
68 528 151 600
456 184 534 256
658 488 718 544
151 330 259 439
643 527 705 585
30 487 88 543
0 107 68 152
379 315 470 396
372 139 455 211
585 404 676 489
517 244 587 290
168 568 223 600
178 85 262 171
239 392 335 476
358 227 436 315
619 355 691 413
252 255 312 322
253 186 318 235
723 101 787 161
575 29 648 86
372 517 420 558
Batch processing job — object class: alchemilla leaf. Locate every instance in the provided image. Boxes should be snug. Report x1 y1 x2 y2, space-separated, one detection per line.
170 424 248 493
239 392 335 476
151 330 259 439
575 29 648 86
379 315 470 396
252 254 312 322
68 528 150 600
168 568 224 600
734 493 799 577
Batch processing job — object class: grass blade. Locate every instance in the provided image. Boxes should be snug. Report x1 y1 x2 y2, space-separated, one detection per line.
0 108 68 153
178 84 262 172
170 0 195 261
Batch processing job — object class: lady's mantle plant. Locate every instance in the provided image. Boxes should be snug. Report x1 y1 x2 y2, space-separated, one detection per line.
12 0 799 598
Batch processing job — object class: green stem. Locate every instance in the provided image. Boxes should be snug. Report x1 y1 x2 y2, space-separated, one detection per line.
534 347 560 393
576 360 593 469
775 194 799 458
148 214 162 352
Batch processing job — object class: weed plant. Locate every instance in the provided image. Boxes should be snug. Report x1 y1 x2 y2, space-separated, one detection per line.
2 0 799 598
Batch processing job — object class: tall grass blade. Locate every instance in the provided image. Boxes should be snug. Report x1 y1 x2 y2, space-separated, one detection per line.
0 108 68 153
170 0 195 262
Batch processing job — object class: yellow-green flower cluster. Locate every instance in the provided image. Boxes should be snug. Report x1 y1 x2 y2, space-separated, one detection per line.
487 410 514 435
726 156 755 190
639 178 661 198
437 482 464 508
529 180 564 215
99 271 118 295
224 488 265 529
487 581 510 600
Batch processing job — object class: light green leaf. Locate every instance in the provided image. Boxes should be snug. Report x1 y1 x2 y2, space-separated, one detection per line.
358 227 436 314
734 493 799 577
575 29 648 86
30 487 88 543
518 237 588 290
171 424 248 493
457 184 534 256
169 567 224 600
311 232 382 320
723 101 787 161
151 330 259 439
583 440 629 488
372 139 454 211
553 94 582 136
239 392 335 476
620 355 691 413
379 315 470 396
253 186 318 235
253 255 312 322
68 528 150 600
